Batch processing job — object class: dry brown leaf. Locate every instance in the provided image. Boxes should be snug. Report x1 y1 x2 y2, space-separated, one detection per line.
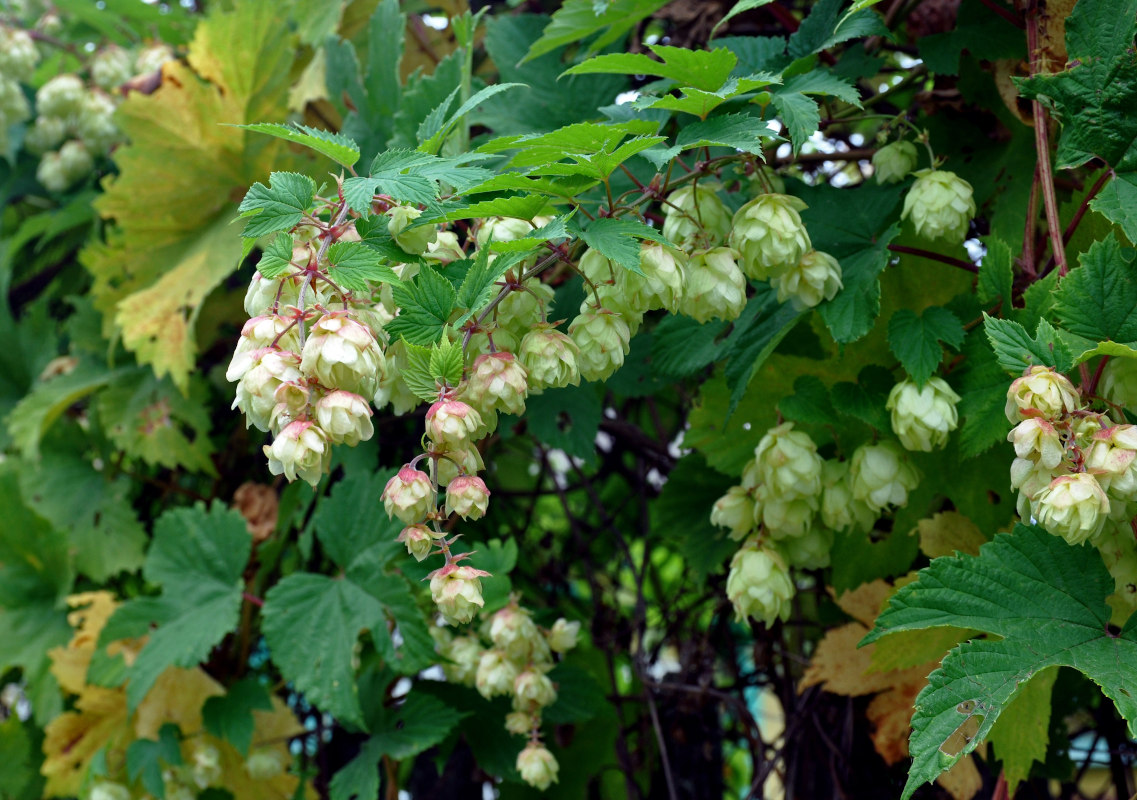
41 687 131 796
800 623 897 696
232 482 279 542
833 579 893 626
866 673 925 764
937 754 983 800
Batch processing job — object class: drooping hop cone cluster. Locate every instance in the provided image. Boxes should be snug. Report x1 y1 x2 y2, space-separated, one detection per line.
886 377 962 452
1004 366 1137 547
872 140 918 184
900 169 976 244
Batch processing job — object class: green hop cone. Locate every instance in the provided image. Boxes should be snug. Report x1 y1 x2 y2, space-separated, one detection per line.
1032 472 1109 546
726 538 795 625
517 743 560 791
729 193 812 280
872 140 918 184
678 247 746 323
772 249 843 310
661 183 732 250
386 205 437 254
569 308 631 381
886 377 961 452
1100 357 1137 409
900 169 976 244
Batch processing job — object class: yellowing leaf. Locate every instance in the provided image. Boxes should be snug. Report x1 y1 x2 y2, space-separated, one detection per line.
834 578 893 626
869 626 972 674
917 511 988 559
800 623 899 696
41 687 130 797
986 666 1058 796
82 0 302 390
49 591 119 694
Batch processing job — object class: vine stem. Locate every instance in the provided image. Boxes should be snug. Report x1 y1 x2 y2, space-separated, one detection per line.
1026 0 1068 277
887 244 978 274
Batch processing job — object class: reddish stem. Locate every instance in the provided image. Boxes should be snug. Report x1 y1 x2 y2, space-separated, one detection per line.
887 244 979 274
242 592 264 608
1027 1 1068 277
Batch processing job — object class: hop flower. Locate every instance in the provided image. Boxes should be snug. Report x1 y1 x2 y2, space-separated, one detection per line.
517 743 560 791
0 75 29 123
577 247 617 285
300 312 385 398
1086 425 1137 501
629 243 687 312
872 140 918 184
268 381 311 434
445 475 491 520
397 524 434 562
887 377 961 452
89 783 132 800
439 633 482 684
569 308 631 381
547 618 581 653
520 326 581 391
76 91 121 154
661 184 732 249
427 400 484 449
514 668 557 708
756 487 818 540
382 466 434 524
23 114 67 155
498 279 555 335
264 421 330 487
1033 472 1110 546
0 27 39 81
91 46 134 90
476 215 552 247
849 441 920 512
489 605 541 659
711 486 757 540
776 525 834 570
753 423 824 498
1100 358 1137 409
1005 366 1080 422
35 74 85 117
1009 417 1065 470
729 193 811 280
227 315 300 381
584 279 645 335
427 230 465 263
505 711 534 735
772 249 843 310
37 141 94 192
386 205 436 254
678 247 747 323
245 748 285 780
232 348 303 432
465 352 528 416
819 460 877 534
432 445 485 487
191 742 222 788
429 564 490 625
726 540 795 626
901 169 976 244
476 649 519 698
314 390 374 446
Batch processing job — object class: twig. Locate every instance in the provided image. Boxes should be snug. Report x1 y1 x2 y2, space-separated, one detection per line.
887 244 979 274
1027 0 1068 276
978 0 1025 28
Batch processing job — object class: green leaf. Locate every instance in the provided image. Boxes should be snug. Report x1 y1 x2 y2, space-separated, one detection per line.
818 223 902 344
262 573 388 730
104 505 251 710
652 453 737 582
202 678 274 756
864 525 1137 800
326 241 403 293
256 232 296 279
237 122 360 168
673 112 776 156
370 691 468 758
5 361 128 460
575 217 672 274
393 53 463 148
711 0 775 37
418 82 528 155
96 370 216 475
386 265 457 346
400 341 438 402
983 314 1073 374
1018 0 1137 172
723 288 803 416
1090 172 1137 243
238 172 316 238
778 375 837 425
788 0 887 58
479 120 659 167
488 213 573 254
986 667 1057 797
650 316 728 379
830 365 893 431
523 0 671 61
563 45 738 92
353 216 424 264
887 306 965 385
782 70 863 107
523 385 603 467
434 195 550 224
127 724 182 798
1052 233 1137 347
429 338 465 388
977 238 1014 316
329 738 383 800
770 90 820 154
956 330 1011 458
0 716 43 800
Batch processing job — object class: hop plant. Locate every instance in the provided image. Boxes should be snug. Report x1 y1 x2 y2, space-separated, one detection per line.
569 308 631 381
772 249 843 309
426 400 483 449
1005 366 1081 422
264 420 330 487
519 326 581 391
820 459 877 534
1033 473 1110 546
91 45 134 90
711 486 758 540
628 243 687 312
89 783 131 800
386 204 437 254
315 390 374 446
729 193 812 280
445 475 491 520
900 169 976 244
1100 357 1137 408
397 524 434 562
300 312 385 400
477 648 520 698
678 247 747 323
517 743 560 791
726 539 795 626
382 466 435 524
37 140 94 192
752 422 824 499
231 348 303 432
23 114 66 155
872 140 918 183
35 73 86 117
0 26 38 80
547 618 581 652
849 441 920 512
466 352 528 416
1009 417 1065 470
886 377 962 452
430 564 491 625
776 525 834 570
660 183 732 249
